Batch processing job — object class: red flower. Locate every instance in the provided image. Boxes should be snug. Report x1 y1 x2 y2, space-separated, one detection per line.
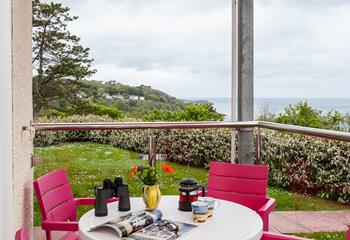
130 165 137 177
162 164 174 174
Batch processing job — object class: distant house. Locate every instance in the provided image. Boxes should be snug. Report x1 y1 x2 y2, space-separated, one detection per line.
77 91 87 99
129 95 145 101
114 95 124 99
102 93 114 100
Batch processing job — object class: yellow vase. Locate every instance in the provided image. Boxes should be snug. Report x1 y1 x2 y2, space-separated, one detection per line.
142 184 161 210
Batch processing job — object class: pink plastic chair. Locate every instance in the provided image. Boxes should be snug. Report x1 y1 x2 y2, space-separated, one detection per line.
15 228 29 240
207 161 276 231
346 226 350 240
34 169 116 240
261 231 310 240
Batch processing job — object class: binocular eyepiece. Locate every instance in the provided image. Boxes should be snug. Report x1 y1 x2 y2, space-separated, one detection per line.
102 176 124 198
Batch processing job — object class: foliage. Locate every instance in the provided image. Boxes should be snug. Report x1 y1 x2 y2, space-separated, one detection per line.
41 108 68 118
69 101 123 119
32 0 96 116
272 101 345 130
130 164 174 185
143 104 224 121
262 129 350 203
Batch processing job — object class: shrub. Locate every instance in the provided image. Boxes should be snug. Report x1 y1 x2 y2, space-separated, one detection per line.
272 101 346 130
262 129 350 203
70 102 123 119
143 104 224 121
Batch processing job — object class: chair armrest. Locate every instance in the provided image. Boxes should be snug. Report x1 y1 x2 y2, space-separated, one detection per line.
42 220 78 231
258 198 276 215
75 198 95 206
261 231 310 240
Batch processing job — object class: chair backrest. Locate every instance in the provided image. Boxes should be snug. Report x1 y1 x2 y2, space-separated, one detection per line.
207 161 269 211
15 228 29 240
34 169 77 222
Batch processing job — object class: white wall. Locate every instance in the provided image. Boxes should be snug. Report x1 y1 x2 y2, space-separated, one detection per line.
0 0 14 238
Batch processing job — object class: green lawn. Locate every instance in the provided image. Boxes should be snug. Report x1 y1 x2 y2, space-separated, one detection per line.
296 232 346 240
34 142 350 240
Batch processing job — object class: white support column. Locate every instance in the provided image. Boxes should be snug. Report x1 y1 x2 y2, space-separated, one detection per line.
0 0 14 238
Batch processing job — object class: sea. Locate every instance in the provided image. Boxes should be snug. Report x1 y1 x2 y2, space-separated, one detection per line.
186 98 350 121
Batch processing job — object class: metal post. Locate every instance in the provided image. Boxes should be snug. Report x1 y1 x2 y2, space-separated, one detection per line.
231 0 238 163
234 0 255 164
255 128 262 165
148 136 156 167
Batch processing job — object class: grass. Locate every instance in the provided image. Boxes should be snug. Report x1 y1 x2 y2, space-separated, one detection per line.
268 188 350 211
296 232 346 240
34 142 350 229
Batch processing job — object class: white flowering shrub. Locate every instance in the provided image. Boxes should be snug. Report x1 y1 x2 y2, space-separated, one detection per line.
262 129 350 203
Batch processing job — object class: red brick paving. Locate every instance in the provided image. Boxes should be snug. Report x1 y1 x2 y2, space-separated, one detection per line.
270 211 350 233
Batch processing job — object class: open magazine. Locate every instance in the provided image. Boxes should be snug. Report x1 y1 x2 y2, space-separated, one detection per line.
89 209 197 240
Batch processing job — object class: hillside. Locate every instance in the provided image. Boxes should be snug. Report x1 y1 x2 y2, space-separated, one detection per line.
79 80 188 117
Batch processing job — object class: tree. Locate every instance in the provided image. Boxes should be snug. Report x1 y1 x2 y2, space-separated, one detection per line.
274 101 344 130
143 104 224 122
32 0 96 116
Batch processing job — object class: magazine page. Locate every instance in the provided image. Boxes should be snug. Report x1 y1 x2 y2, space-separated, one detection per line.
124 219 198 240
89 210 162 238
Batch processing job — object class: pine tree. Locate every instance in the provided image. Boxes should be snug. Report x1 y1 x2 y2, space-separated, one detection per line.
32 0 96 116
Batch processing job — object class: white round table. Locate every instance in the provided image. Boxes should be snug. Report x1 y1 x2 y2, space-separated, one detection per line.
79 196 263 240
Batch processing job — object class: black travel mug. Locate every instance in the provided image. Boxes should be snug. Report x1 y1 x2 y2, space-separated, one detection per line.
118 185 131 211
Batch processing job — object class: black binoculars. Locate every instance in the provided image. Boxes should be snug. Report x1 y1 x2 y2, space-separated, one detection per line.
94 176 130 217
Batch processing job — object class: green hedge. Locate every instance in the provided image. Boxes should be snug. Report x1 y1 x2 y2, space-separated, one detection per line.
34 115 350 203
261 130 350 203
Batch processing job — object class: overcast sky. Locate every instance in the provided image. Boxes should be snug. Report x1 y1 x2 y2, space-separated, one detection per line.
52 0 350 99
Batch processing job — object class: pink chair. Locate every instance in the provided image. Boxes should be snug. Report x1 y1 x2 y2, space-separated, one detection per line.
207 162 276 231
261 231 310 240
346 226 350 240
34 169 116 240
15 228 29 240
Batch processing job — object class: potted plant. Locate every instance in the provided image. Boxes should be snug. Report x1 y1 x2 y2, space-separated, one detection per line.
130 164 174 210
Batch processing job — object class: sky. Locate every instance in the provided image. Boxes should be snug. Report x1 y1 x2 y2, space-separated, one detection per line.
51 0 350 99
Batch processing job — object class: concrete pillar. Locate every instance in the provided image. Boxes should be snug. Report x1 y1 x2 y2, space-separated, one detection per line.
12 0 34 234
0 0 33 238
233 0 255 164
0 0 14 238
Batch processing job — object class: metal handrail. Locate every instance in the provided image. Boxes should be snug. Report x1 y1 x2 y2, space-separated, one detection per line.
30 121 350 142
